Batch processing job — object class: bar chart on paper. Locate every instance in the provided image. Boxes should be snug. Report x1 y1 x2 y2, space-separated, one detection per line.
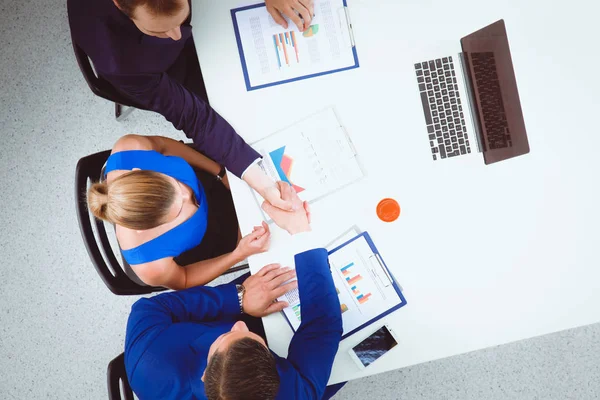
273 31 300 68
279 232 407 338
231 0 358 90
252 108 364 218
341 262 372 304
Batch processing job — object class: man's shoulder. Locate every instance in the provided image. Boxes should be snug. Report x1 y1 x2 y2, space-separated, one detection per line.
67 0 114 24
68 0 126 73
274 355 311 399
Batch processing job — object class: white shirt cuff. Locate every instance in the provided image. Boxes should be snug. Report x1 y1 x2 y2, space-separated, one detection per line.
240 158 262 179
288 231 321 256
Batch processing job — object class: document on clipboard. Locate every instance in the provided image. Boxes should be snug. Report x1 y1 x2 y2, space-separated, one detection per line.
251 107 364 220
280 232 407 339
231 0 359 91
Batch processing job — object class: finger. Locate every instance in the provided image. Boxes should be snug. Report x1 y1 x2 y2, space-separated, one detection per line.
265 193 294 212
261 221 269 233
273 280 299 298
264 301 289 315
263 265 290 281
255 263 281 276
268 270 297 289
303 0 315 19
292 0 312 29
303 201 311 224
245 227 266 241
284 6 305 31
252 229 271 249
267 5 288 29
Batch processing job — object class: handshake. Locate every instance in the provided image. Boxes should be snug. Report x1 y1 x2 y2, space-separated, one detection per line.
261 181 312 235
233 181 311 261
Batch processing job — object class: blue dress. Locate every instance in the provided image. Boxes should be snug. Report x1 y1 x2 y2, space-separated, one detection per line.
104 150 209 265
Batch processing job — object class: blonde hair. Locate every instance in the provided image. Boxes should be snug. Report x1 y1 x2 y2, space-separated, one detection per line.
87 170 178 230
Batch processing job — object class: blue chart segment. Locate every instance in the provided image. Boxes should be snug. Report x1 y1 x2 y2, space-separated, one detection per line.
268 146 305 193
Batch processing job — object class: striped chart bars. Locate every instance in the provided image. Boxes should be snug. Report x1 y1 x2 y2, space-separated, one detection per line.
292 304 302 321
357 293 372 305
346 274 363 285
340 262 354 277
273 31 299 69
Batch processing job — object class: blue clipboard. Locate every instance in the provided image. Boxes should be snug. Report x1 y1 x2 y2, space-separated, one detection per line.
283 231 408 340
230 1 360 91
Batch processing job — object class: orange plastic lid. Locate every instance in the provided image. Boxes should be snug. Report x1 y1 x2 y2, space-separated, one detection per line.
377 198 401 222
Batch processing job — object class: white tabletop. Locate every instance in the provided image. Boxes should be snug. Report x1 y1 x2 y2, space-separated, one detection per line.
192 0 600 384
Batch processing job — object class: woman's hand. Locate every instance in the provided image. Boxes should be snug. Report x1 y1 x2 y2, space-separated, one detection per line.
234 222 271 259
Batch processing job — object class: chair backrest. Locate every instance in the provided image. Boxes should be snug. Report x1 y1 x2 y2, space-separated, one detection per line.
75 149 167 295
71 39 145 109
75 148 249 295
107 353 134 400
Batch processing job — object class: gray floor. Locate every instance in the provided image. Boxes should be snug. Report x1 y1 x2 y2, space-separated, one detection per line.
0 0 599 399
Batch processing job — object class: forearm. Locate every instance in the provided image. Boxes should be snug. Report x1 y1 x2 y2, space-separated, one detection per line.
181 251 246 288
242 162 276 195
151 136 221 175
285 248 343 398
103 72 260 177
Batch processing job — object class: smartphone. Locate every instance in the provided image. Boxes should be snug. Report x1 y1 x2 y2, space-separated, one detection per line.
348 324 399 369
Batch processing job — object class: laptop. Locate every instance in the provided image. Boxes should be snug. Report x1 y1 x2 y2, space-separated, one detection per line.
414 19 529 164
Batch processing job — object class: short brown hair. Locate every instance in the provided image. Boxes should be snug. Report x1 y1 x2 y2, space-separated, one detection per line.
204 337 280 400
115 0 185 18
87 170 177 230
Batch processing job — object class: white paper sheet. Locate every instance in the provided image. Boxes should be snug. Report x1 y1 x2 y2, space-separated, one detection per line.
233 0 356 88
281 234 403 336
251 107 363 218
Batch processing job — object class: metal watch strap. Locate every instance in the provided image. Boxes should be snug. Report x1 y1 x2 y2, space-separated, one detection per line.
236 284 245 314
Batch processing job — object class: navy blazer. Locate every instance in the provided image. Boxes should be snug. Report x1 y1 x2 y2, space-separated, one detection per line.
124 248 343 399
67 0 259 177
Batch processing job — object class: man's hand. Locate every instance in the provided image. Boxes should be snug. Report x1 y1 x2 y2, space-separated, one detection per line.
242 263 298 317
262 181 311 235
265 0 314 31
234 222 271 259
243 163 294 211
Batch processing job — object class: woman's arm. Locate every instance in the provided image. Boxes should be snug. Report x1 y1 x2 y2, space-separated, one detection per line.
132 223 271 290
112 134 222 176
134 252 246 290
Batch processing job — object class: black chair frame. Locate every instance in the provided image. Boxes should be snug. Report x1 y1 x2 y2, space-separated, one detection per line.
107 353 133 400
71 39 146 120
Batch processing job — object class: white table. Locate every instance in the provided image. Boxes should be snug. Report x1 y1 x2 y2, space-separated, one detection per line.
192 0 600 384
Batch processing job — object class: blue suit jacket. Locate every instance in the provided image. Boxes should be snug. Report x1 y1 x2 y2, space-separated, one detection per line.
67 0 259 177
124 249 343 399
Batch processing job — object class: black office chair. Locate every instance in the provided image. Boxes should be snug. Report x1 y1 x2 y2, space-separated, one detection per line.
71 40 146 120
75 149 249 295
107 353 133 400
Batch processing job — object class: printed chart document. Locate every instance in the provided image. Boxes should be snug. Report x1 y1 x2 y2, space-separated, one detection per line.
280 232 407 339
251 107 364 219
231 0 359 90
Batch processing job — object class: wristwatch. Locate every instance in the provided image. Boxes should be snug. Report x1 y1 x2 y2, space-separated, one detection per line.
215 165 226 182
236 284 245 314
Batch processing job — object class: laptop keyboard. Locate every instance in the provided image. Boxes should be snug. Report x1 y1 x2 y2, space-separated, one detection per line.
470 52 512 150
415 57 471 160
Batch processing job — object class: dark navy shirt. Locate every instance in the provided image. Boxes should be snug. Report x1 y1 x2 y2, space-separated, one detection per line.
67 0 260 177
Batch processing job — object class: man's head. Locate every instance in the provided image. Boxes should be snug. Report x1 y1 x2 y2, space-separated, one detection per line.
113 0 190 40
203 321 280 400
